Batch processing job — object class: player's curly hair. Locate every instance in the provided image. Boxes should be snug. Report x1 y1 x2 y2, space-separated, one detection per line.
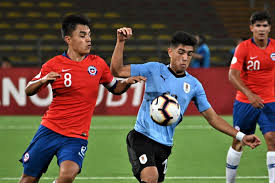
61 14 90 38
250 11 271 25
170 31 197 48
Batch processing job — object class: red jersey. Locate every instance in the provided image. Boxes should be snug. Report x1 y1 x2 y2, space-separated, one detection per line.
31 54 115 139
230 38 275 103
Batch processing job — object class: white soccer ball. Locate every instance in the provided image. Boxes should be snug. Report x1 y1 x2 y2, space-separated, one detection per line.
150 94 181 126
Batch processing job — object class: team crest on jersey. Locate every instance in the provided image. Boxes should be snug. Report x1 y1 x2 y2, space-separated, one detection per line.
23 152 30 162
270 53 275 61
183 82 190 93
88 66 97 76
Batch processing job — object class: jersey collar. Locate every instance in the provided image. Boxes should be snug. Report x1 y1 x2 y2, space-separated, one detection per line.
251 38 270 47
167 65 186 78
62 52 88 61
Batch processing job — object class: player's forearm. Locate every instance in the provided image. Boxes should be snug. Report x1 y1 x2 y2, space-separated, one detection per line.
202 108 238 138
111 76 146 95
209 115 238 138
25 80 47 96
111 80 131 95
229 69 253 97
111 41 126 77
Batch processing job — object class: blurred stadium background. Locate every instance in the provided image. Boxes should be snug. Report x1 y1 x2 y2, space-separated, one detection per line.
0 0 273 182
0 0 274 67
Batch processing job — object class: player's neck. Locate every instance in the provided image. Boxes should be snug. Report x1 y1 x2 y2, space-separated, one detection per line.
66 49 87 62
253 38 268 49
168 66 186 77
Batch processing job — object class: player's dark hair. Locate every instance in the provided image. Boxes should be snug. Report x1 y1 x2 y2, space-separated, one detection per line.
61 14 90 38
250 11 271 25
170 31 197 48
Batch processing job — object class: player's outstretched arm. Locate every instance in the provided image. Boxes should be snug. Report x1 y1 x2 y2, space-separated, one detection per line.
201 107 261 149
25 72 61 96
110 27 132 78
110 76 146 95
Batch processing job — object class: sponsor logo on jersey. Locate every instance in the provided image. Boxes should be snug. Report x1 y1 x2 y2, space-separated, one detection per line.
61 69 72 72
183 82 190 93
160 75 166 81
88 66 97 76
270 53 275 61
250 56 258 60
23 152 30 162
139 154 147 164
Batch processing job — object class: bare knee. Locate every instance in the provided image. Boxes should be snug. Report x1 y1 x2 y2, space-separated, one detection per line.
264 132 275 151
142 175 158 183
140 166 159 183
56 161 79 183
56 175 74 183
18 174 40 183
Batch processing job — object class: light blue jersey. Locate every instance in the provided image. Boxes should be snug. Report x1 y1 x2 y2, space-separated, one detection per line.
131 62 211 146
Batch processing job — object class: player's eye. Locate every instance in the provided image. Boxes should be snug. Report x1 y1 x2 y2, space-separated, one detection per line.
188 52 193 56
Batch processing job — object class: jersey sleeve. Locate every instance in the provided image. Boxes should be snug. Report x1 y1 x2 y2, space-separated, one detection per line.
131 62 156 77
31 62 52 82
99 59 115 87
193 81 211 112
230 42 247 71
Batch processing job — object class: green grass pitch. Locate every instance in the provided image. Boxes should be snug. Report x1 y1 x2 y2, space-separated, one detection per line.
0 115 267 183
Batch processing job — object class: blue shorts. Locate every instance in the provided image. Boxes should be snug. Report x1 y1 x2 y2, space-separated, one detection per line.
233 100 275 135
19 125 88 178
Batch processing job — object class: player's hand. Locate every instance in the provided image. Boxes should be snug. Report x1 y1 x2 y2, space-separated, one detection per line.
247 92 264 109
242 134 261 149
41 72 61 84
117 27 132 42
124 76 147 84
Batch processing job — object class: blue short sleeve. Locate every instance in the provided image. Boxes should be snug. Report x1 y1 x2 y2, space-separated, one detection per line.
193 82 211 112
131 62 157 77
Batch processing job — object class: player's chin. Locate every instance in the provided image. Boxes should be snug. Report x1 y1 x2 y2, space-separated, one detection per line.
180 64 187 70
82 49 91 54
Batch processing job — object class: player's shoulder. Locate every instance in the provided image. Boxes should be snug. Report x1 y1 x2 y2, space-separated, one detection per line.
42 55 63 68
185 71 202 85
234 39 252 53
134 61 166 70
269 38 275 45
86 54 107 64
143 61 164 66
148 62 167 69
87 54 103 61
238 39 252 48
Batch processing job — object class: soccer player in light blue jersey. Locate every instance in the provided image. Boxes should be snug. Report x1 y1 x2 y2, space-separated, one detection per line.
111 27 261 183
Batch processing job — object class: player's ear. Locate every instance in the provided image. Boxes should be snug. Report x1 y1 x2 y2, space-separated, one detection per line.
168 48 172 58
64 35 71 44
249 24 254 32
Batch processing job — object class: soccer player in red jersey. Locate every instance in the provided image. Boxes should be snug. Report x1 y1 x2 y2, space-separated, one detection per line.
226 11 275 183
18 15 146 183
